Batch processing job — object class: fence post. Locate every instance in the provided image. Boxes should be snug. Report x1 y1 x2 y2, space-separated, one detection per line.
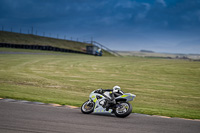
91 37 93 44
31 26 33 34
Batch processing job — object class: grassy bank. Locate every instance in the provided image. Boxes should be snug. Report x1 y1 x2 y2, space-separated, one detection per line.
0 31 90 52
0 31 113 56
0 48 200 119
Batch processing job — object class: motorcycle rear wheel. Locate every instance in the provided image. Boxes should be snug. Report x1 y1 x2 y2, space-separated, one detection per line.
81 100 94 114
114 101 132 118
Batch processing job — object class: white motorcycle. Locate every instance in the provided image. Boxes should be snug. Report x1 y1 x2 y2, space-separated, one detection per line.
81 88 136 118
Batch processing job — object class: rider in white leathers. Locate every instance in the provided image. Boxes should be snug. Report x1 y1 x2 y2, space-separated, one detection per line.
96 86 124 110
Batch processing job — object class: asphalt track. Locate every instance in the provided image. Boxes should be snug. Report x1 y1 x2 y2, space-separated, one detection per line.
0 100 199 133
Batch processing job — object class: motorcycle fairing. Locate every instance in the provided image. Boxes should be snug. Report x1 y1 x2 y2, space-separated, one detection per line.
89 91 113 114
115 93 136 102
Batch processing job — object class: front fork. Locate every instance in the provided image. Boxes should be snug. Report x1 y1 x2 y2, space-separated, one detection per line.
87 99 94 107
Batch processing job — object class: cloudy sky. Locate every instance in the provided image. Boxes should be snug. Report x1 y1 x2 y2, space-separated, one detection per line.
0 0 200 54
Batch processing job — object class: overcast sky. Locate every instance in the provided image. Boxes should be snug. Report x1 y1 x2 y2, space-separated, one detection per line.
0 0 200 54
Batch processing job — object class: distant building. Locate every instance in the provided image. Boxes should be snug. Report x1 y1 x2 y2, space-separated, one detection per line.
86 46 102 56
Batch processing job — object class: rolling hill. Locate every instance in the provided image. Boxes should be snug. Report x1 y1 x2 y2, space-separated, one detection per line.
0 31 113 56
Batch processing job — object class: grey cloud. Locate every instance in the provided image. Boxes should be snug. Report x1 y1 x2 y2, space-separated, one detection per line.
156 0 167 7
0 0 199 53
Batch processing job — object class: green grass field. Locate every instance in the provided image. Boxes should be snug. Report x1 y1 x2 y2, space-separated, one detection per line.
0 48 200 119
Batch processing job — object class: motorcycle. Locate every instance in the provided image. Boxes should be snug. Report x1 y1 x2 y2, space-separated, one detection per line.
81 88 136 118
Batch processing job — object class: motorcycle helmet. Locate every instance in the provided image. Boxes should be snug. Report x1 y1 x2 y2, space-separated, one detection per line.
113 85 121 93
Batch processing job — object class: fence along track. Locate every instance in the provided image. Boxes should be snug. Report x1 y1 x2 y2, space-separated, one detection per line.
0 43 91 55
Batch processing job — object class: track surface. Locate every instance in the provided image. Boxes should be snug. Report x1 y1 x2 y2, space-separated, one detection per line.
0 101 199 133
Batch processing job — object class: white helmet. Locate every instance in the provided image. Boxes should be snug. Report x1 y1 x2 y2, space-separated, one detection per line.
113 85 121 93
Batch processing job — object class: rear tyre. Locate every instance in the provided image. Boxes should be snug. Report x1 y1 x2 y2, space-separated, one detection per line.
81 100 94 114
114 102 132 118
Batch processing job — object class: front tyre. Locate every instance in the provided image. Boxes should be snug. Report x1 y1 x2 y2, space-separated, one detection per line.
81 100 94 114
114 102 132 118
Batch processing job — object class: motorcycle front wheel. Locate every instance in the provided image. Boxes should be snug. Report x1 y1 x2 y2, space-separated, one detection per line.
114 102 132 118
81 100 94 114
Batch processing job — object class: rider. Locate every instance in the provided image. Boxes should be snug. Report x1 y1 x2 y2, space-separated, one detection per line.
96 86 123 110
